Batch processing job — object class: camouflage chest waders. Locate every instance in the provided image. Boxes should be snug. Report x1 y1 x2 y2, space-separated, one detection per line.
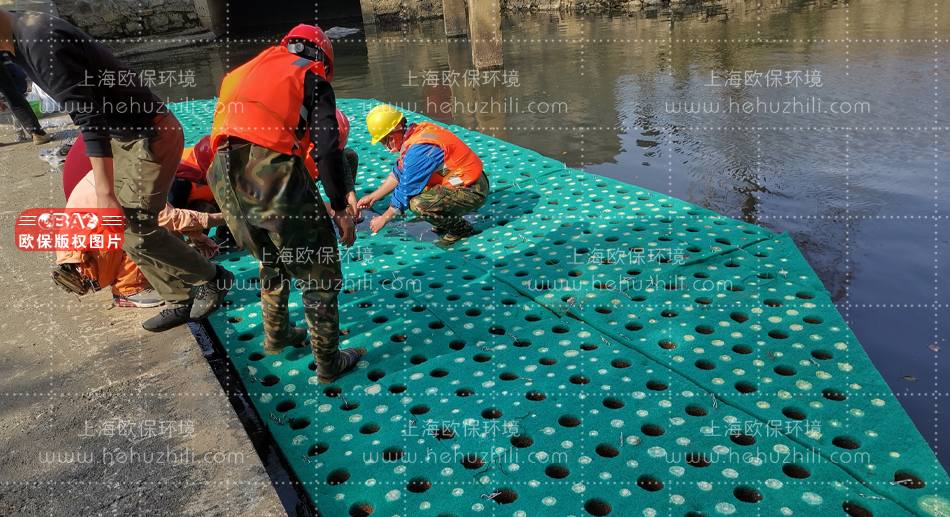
207 142 357 381
408 172 490 237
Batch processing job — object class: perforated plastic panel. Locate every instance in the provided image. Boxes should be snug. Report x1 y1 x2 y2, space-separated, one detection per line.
171 99 950 517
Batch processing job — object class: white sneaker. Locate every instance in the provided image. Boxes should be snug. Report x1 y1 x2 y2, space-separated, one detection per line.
114 288 164 308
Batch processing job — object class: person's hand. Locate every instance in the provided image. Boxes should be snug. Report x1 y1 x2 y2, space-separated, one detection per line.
333 212 356 247
96 191 123 212
0 100 7 112
346 192 360 218
369 216 388 233
190 233 219 258
357 195 376 209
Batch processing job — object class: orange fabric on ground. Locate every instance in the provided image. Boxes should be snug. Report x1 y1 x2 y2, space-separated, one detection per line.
79 249 148 297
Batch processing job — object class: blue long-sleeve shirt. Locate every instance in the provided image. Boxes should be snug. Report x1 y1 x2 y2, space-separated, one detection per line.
389 143 445 214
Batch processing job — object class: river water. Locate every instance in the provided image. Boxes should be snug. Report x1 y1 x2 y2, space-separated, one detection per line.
125 0 949 468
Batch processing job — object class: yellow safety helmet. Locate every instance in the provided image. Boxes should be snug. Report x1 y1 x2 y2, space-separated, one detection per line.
366 104 404 145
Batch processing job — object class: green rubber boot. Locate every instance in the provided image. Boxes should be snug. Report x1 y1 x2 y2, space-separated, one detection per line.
317 348 366 384
263 326 308 356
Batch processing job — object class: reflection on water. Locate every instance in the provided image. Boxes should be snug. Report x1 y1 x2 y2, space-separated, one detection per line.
124 0 949 466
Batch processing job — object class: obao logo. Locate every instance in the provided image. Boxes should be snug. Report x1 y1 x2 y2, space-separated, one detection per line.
15 208 124 252
34 212 101 231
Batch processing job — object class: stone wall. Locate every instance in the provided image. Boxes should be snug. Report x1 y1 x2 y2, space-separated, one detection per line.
502 0 704 10
53 0 203 38
372 0 444 20
370 0 713 22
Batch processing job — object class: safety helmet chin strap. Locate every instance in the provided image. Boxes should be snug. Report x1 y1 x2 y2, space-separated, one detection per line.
286 42 327 68
286 42 329 153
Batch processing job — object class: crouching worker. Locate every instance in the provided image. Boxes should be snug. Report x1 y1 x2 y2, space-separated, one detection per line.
168 135 238 248
358 104 489 247
54 138 227 307
209 24 364 382
168 135 217 212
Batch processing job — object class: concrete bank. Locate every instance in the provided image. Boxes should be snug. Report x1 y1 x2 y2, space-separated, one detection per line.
0 127 287 516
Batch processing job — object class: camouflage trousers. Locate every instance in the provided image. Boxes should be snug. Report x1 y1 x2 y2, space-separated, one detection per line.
207 142 343 365
408 173 490 235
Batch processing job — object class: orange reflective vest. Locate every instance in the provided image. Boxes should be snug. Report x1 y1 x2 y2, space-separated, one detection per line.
397 122 483 188
179 145 214 202
188 184 216 205
211 46 327 156
181 145 201 172
176 144 208 184
305 151 318 179
306 109 350 179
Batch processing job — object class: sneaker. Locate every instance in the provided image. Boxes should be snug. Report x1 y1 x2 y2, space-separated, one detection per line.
142 305 195 332
318 348 366 385
264 326 308 356
190 265 234 320
114 288 164 308
32 132 52 145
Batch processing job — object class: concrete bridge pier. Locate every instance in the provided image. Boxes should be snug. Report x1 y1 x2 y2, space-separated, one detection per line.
468 0 503 70
192 0 226 37
443 0 468 37
446 38 477 128
359 0 376 24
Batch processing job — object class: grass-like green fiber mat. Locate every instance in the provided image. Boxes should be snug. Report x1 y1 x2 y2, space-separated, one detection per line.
170 99 950 517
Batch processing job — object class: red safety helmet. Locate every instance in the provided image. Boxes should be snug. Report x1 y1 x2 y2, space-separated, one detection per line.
281 24 334 81
193 135 213 172
336 109 349 148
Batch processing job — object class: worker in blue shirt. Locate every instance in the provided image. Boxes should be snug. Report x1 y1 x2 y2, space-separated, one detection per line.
359 105 489 247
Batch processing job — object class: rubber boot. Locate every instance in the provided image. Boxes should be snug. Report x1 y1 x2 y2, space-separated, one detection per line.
264 326 308 356
317 347 366 384
261 274 307 355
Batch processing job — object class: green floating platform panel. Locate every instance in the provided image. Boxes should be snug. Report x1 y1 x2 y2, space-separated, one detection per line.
172 98 218 147
170 99 950 517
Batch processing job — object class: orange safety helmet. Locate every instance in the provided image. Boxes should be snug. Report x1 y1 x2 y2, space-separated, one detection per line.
280 24 334 81
303 109 351 179
336 108 349 148
192 135 213 172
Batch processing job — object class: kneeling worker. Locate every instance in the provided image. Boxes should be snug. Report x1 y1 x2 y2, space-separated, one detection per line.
358 105 489 247
209 24 363 382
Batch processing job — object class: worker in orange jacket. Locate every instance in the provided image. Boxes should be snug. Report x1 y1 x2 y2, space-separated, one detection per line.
208 24 363 382
359 104 489 247
169 135 217 211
